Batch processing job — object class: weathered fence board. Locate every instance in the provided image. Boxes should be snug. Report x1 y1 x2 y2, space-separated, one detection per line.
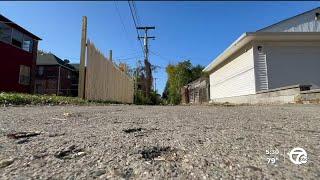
85 41 134 103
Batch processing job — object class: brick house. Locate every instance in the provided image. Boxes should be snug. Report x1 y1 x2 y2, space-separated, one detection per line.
35 52 78 96
0 14 41 93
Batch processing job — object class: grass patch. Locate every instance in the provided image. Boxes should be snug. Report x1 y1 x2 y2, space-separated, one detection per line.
0 92 121 106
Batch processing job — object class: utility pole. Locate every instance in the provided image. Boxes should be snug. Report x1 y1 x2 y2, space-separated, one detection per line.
137 26 155 97
78 16 87 99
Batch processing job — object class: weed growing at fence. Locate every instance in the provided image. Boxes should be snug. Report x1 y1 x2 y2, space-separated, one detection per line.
0 92 118 106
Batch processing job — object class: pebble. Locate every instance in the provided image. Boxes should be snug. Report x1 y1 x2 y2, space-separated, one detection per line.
0 158 14 168
92 169 106 177
16 138 30 144
75 152 86 157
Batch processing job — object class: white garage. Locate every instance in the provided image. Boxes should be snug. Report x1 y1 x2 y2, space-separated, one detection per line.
204 7 320 101
208 44 255 99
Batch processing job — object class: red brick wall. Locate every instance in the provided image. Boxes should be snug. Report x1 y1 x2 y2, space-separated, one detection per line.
0 41 36 93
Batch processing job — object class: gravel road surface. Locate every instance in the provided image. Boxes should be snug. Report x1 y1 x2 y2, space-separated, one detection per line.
0 105 319 179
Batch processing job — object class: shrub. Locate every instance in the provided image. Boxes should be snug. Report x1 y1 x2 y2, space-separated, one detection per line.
134 90 162 105
0 92 113 106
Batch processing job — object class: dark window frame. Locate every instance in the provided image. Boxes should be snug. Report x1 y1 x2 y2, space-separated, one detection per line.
0 22 34 53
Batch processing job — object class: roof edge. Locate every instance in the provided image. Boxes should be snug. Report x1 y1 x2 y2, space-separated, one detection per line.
203 32 249 72
257 7 320 32
0 14 42 40
37 53 76 71
203 32 320 73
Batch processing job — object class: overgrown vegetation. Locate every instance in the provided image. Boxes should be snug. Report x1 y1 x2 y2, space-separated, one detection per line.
0 92 118 106
131 60 163 105
163 60 208 105
134 90 162 105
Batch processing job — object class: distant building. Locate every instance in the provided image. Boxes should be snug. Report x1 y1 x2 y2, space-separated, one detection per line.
69 63 79 96
181 77 210 104
35 52 78 96
203 7 320 103
0 14 41 93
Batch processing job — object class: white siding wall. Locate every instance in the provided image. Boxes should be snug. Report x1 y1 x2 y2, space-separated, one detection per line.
264 42 320 89
209 47 256 99
259 8 320 32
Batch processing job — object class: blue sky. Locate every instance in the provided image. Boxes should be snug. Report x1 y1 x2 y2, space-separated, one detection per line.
1 1 319 94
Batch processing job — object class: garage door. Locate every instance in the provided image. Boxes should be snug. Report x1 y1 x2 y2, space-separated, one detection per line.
266 46 320 89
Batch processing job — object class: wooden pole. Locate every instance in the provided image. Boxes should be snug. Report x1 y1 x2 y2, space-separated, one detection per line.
78 16 87 98
109 50 112 61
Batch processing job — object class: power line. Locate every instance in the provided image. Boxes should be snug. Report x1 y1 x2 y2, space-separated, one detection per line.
128 1 139 28
131 1 141 26
114 1 135 51
128 1 144 55
116 55 144 61
113 51 141 59
150 50 172 62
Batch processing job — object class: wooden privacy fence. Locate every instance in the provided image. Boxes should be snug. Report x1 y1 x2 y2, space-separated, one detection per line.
85 41 134 103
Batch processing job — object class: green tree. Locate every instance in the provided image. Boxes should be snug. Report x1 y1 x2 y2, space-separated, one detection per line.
164 60 207 105
191 64 207 80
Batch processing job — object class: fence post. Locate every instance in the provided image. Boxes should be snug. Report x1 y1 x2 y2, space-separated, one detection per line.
109 50 112 61
78 16 87 98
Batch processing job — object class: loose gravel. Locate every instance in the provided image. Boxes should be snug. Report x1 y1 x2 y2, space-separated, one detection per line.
0 105 319 179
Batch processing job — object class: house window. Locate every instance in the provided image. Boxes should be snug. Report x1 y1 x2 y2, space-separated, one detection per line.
12 29 23 48
22 35 33 52
0 22 12 43
19 65 30 85
0 22 34 53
